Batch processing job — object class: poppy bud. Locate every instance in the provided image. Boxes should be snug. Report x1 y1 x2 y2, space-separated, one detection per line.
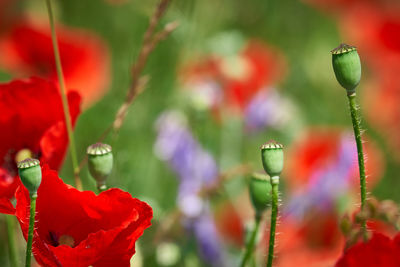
17 158 42 196
249 173 272 215
331 43 361 94
87 143 113 189
261 141 284 177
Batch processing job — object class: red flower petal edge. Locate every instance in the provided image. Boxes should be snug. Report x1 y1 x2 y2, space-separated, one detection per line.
0 197 15 214
14 165 153 267
0 21 110 107
335 232 400 267
0 77 80 199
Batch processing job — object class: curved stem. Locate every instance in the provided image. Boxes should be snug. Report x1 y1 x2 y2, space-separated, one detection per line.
240 213 261 267
25 195 37 267
267 176 279 267
347 93 367 241
6 215 18 267
44 0 82 190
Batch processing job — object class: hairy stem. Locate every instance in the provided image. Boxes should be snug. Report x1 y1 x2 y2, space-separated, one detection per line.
44 0 82 190
6 215 18 267
25 195 37 267
267 176 279 267
347 93 367 240
240 213 261 267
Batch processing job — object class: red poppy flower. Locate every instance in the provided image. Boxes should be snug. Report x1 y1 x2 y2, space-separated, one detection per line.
14 165 153 267
0 77 80 200
214 200 244 247
0 20 110 107
335 232 400 267
180 40 286 113
275 212 344 267
222 41 286 110
286 128 383 191
0 197 15 214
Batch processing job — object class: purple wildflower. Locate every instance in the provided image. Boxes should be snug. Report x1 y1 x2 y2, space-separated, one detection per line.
154 110 226 266
244 88 294 133
184 208 227 267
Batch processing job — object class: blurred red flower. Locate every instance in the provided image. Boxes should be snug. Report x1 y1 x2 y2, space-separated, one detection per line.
214 200 244 247
286 128 383 191
275 212 344 267
0 77 80 201
0 21 110 107
14 165 153 267
222 41 285 110
180 40 286 114
335 232 400 267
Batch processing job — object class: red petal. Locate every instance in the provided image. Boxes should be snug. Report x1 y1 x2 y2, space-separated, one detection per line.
335 233 400 267
0 197 15 214
15 166 152 266
0 77 81 200
0 21 110 107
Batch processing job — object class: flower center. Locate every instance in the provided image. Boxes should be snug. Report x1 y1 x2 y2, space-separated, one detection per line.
15 149 33 164
48 232 75 247
59 235 75 247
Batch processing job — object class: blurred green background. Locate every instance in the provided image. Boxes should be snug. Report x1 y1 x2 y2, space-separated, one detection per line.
1 0 399 266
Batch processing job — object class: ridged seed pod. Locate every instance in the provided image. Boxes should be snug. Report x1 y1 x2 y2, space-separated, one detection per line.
87 143 113 188
261 141 284 177
331 43 361 94
17 158 42 196
249 173 272 215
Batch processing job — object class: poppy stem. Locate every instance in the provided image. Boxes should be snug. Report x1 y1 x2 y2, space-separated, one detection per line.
267 176 279 267
44 0 82 190
347 93 367 241
240 213 261 267
6 215 18 267
25 195 37 267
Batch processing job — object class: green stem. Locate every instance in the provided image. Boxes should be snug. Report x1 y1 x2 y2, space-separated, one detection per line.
44 0 82 190
347 93 367 241
267 176 279 267
25 195 37 267
6 215 18 267
240 214 261 267
250 254 257 267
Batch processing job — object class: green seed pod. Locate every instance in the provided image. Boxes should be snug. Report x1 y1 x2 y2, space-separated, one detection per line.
87 143 113 188
249 173 272 215
261 141 284 177
17 158 42 196
331 43 361 94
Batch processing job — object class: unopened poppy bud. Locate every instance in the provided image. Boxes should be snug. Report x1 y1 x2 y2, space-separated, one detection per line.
331 43 361 94
249 173 272 215
87 143 113 188
261 141 284 177
17 158 42 196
